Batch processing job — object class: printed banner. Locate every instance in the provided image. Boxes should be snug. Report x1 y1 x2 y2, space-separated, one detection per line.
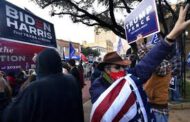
0 38 46 72
124 0 160 44
0 0 56 47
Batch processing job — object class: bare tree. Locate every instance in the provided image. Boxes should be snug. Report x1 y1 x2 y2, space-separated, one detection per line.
31 0 183 50
31 0 142 39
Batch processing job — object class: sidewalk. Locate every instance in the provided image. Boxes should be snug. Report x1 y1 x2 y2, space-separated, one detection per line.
169 102 190 109
83 100 92 122
82 79 91 122
169 102 190 122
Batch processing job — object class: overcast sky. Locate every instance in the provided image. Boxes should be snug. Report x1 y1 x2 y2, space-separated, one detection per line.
6 0 95 44
6 0 180 44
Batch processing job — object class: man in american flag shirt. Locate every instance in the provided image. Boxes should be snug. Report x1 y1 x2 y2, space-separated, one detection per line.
90 4 190 122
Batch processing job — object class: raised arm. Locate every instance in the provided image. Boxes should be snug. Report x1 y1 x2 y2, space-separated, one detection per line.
128 4 190 84
166 4 190 41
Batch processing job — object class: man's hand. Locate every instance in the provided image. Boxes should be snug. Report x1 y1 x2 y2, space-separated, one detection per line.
136 34 147 50
136 34 144 45
167 4 190 40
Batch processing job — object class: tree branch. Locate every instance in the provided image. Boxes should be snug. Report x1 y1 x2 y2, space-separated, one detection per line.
41 0 57 9
158 0 168 35
109 0 117 25
40 0 126 39
163 0 177 22
67 1 110 26
80 21 99 26
120 0 132 13
52 12 86 18
67 0 125 38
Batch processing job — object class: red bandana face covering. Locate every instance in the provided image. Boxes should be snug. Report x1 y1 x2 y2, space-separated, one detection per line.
108 71 126 81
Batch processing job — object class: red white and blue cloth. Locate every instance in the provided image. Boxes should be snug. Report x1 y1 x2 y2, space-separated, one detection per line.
90 74 148 122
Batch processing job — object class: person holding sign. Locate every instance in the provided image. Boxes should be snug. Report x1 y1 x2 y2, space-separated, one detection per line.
136 34 172 122
90 4 190 122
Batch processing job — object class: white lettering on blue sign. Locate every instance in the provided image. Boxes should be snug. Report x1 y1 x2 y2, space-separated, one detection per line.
5 5 52 40
126 5 152 32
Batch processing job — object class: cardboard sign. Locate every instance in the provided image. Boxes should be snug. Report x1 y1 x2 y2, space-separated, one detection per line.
124 0 160 44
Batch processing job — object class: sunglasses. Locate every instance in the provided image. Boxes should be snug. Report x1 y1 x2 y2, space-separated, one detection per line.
106 65 125 70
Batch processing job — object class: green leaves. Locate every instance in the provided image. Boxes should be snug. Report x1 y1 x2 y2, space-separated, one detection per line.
81 47 100 57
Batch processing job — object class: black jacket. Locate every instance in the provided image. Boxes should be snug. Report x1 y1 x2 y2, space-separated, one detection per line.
70 67 81 89
3 48 84 122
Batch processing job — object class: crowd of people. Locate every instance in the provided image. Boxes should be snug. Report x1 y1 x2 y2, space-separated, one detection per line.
0 3 190 122
90 4 190 122
0 48 86 122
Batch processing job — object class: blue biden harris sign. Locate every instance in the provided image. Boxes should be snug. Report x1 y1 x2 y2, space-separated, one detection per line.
0 0 56 47
124 0 160 44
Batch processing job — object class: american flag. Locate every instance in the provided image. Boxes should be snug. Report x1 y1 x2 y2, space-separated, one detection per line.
90 75 148 122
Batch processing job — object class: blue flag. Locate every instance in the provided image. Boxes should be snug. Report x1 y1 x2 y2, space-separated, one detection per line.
69 42 75 59
117 38 123 53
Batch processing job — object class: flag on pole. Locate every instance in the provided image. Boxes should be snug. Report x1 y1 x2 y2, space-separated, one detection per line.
117 38 123 54
80 52 88 62
69 42 75 59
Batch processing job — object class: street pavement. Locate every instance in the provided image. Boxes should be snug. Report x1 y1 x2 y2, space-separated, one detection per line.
169 109 190 122
82 79 190 122
82 79 91 122
82 78 91 103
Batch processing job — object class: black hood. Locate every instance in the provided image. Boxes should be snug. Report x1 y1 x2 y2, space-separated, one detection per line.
36 48 62 77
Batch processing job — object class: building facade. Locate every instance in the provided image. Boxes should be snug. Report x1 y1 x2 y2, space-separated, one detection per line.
82 27 117 59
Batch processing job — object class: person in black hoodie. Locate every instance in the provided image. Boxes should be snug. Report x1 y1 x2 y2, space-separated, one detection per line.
67 59 83 89
2 48 84 122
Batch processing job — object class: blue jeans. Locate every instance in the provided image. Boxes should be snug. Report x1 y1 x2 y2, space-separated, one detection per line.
171 78 181 101
154 111 168 122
